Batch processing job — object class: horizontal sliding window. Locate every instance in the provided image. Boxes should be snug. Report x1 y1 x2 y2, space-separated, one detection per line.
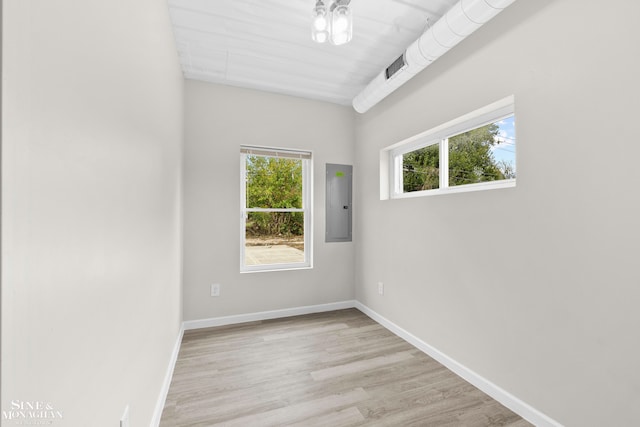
448 115 516 187
402 143 440 192
387 96 516 199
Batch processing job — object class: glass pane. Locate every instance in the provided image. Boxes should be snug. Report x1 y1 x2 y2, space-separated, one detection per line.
449 115 516 187
402 144 440 193
244 212 305 266
246 155 303 208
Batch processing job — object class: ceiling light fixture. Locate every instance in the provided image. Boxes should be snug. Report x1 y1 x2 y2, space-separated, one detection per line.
311 0 329 43
312 0 353 46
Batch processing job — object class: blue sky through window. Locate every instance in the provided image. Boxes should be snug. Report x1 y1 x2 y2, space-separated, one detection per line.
492 115 516 174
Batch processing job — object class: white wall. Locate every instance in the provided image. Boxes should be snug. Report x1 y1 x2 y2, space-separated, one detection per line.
1 0 183 425
354 0 640 426
183 81 355 321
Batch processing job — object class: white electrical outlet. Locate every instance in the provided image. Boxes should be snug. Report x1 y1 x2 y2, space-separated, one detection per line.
378 282 384 295
211 283 221 297
120 405 129 427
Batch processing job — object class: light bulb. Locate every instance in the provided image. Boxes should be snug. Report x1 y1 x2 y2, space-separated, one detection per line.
333 14 348 33
330 4 352 45
314 32 328 43
312 1 329 43
332 32 349 45
314 15 327 31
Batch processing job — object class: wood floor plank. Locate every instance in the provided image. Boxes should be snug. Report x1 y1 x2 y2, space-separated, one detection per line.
310 350 416 381
209 388 369 427
287 406 366 427
160 309 532 426
262 322 350 341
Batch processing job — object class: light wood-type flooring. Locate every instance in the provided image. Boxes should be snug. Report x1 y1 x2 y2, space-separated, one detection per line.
160 309 531 426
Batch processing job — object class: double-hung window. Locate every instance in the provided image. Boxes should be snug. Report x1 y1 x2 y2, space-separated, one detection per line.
385 96 516 199
240 146 312 272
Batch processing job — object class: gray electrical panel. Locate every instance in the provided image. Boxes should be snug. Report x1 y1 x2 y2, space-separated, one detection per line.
325 164 352 242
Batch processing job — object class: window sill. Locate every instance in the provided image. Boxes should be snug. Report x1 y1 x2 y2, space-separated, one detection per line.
391 179 516 200
240 264 313 274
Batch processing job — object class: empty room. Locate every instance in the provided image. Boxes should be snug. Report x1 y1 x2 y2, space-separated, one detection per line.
2 0 639 426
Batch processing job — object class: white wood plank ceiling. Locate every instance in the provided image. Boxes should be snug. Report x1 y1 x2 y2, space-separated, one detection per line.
168 0 459 105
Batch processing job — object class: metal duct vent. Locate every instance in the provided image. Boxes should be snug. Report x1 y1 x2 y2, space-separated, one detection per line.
385 54 406 79
353 0 518 113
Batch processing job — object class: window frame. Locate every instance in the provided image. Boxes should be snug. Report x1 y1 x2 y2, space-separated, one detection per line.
240 146 313 273
385 96 516 199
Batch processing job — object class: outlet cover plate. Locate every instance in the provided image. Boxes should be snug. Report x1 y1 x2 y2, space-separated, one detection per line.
211 283 221 297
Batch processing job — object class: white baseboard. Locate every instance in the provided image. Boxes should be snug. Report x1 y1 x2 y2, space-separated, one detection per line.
183 300 356 331
354 301 562 427
150 324 184 427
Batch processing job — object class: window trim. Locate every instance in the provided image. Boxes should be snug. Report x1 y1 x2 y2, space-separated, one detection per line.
240 146 313 273
383 96 516 200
